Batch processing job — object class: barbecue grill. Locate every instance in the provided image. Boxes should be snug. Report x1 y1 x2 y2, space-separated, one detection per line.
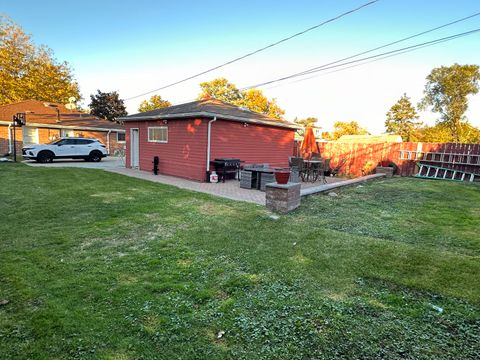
210 158 242 182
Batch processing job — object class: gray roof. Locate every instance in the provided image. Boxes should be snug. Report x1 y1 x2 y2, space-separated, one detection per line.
119 99 300 130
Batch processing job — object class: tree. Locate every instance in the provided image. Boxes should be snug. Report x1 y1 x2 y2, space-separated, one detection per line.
0 16 81 105
138 95 171 112
385 93 421 141
197 78 285 119
89 90 127 121
322 121 369 140
294 117 318 128
198 78 242 103
419 64 480 142
416 123 480 143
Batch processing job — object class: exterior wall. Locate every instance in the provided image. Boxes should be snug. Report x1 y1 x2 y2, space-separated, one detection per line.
0 125 125 156
125 119 208 181
210 120 295 168
125 118 296 182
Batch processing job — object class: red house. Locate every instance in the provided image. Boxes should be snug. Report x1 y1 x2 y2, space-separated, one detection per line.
120 99 299 181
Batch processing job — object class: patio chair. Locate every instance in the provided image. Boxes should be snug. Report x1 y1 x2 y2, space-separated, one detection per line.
289 157 307 181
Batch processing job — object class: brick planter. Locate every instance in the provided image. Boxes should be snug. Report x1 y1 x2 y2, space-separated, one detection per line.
266 182 301 213
375 166 394 177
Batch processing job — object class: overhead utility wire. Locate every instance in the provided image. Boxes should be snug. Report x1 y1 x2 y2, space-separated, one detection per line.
123 0 380 101
262 30 478 90
242 27 480 89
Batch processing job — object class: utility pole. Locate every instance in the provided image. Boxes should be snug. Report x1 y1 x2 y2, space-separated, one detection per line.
12 113 26 162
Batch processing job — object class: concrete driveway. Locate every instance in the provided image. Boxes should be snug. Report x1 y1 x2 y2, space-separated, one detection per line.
23 156 125 169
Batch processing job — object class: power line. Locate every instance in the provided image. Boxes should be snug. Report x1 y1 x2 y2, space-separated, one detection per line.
241 27 480 90
262 31 478 91
123 0 380 101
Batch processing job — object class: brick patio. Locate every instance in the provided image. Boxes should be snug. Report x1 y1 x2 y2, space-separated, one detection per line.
107 168 345 205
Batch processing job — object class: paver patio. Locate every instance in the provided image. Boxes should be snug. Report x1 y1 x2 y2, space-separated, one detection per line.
107 168 345 205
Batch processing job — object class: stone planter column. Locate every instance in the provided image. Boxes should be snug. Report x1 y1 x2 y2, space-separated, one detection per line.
266 182 301 213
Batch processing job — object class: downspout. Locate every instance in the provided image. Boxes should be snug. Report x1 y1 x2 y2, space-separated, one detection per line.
7 123 12 154
206 116 217 176
107 130 111 154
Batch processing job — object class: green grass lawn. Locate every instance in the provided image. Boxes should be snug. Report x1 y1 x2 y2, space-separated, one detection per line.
1 164 479 359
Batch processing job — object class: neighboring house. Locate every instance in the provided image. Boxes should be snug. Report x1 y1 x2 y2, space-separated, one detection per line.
0 100 126 155
336 134 403 143
120 99 300 181
295 125 323 141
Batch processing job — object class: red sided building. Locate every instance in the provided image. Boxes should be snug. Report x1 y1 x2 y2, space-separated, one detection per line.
120 99 299 181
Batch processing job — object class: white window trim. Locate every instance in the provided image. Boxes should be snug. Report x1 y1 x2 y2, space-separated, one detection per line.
117 132 126 143
148 126 168 143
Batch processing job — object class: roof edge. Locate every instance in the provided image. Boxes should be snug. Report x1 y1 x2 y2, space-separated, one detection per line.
118 112 301 130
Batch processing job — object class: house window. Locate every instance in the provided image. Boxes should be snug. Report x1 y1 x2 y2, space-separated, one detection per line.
61 129 75 137
117 132 126 143
148 127 168 143
23 127 39 144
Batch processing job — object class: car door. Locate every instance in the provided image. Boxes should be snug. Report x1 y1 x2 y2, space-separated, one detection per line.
74 139 94 157
54 139 76 157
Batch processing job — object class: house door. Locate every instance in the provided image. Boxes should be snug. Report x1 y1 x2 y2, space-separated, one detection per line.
130 128 139 168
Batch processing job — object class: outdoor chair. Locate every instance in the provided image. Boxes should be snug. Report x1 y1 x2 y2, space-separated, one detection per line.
289 157 307 181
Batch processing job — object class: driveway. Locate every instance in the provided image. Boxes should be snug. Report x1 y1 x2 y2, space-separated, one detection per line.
23 156 125 169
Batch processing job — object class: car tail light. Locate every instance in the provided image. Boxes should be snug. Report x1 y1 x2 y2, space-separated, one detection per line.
100 144 106 148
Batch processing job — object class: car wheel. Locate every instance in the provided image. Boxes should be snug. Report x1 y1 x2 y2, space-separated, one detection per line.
89 151 102 162
37 151 54 163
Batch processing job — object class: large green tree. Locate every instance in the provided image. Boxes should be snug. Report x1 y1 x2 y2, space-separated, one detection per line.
198 78 285 119
89 90 127 121
416 123 480 144
419 64 480 142
294 117 318 128
0 16 81 105
323 121 369 141
138 95 171 112
385 93 421 141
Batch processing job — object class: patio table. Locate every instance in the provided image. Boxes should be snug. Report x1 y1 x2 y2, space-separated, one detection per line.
243 166 275 190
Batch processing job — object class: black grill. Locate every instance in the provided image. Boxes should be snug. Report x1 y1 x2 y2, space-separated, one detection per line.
211 158 241 182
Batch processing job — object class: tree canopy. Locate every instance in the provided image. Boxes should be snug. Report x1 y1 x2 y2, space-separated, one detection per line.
138 95 171 113
323 121 369 140
294 117 318 128
385 93 421 141
198 78 285 119
89 90 127 122
0 16 81 105
419 64 480 142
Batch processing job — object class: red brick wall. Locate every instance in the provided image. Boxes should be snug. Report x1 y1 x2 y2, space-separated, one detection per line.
125 118 296 181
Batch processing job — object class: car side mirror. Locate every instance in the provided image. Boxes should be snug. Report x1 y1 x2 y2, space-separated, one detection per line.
57 144 62 146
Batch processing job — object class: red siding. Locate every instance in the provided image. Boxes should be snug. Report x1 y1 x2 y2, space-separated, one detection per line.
210 120 294 168
125 118 296 181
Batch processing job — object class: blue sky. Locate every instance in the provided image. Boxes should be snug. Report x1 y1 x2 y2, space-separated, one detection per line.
3 0 480 133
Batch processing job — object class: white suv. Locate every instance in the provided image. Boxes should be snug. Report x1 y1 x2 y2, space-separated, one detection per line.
22 137 109 163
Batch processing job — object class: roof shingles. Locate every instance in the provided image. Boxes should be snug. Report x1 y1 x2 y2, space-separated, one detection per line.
120 99 299 130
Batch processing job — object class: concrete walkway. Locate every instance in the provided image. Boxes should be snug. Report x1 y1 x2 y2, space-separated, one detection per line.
24 156 125 169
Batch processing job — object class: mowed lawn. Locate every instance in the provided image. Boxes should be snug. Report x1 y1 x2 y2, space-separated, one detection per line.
0 164 479 359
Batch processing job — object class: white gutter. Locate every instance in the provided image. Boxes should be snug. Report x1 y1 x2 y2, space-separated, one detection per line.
107 130 112 154
7 123 12 154
0 120 125 133
206 116 217 173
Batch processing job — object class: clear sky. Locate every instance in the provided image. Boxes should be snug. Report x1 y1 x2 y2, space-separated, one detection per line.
3 0 480 133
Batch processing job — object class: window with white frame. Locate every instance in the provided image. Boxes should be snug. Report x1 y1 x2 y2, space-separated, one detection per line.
117 132 126 143
148 127 168 143
61 129 75 137
23 127 39 144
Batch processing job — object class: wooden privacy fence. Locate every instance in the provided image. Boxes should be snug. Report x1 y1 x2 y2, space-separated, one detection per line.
293 141 480 177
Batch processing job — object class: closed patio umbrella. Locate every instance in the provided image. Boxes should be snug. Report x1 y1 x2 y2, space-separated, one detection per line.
300 127 319 159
